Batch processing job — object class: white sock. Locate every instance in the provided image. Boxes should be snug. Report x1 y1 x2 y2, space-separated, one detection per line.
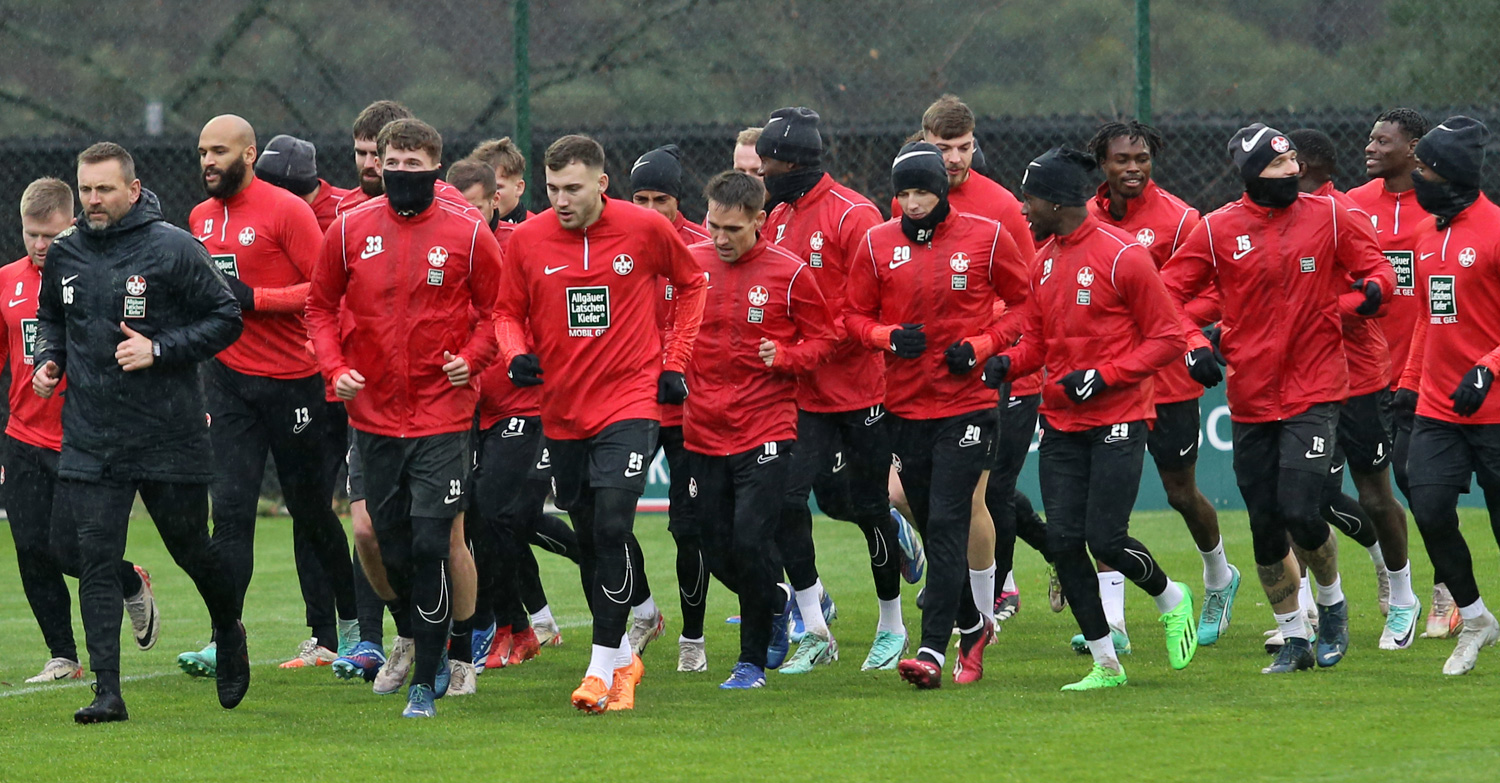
614 633 633 669
1274 608 1308 641
1314 574 1345 607
633 595 658 620
679 634 704 644
1298 576 1315 615
796 581 830 639
876 598 904 634
1086 634 1119 669
1459 597 1489 622
970 565 997 622
1099 571 1127 630
1198 538 1233 591
586 644 616 686
1389 563 1417 608
1152 580 1185 614
1367 542 1385 565
531 605 555 627
918 646 945 668
1002 569 1017 593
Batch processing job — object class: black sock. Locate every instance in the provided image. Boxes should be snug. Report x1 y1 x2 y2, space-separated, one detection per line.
96 669 121 693
389 601 414 640
449 616 474 663
311 623 337 651
119 562 143 596
409 557 450 689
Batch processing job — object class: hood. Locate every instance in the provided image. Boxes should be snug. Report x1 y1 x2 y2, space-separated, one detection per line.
76 188 166 239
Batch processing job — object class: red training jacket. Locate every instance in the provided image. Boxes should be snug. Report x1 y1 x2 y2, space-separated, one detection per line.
189 177 322 379
1347 178 1430 390
767 173 885 412
658 213 713 428
308 196 502 437
1003 215 1185 431
0 258 64 450
310 179 351 233
494 197 708 441
477 219 542 428
1400 194 1500 424
847 213 1029 420
1313 182 1392 397
1161 193 1396 423
1088 180 1209 405
683 238 837 455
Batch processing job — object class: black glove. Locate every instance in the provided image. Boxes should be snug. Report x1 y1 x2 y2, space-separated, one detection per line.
889 324 926 359
1185 346 1224 388
1060 368 1107 404
1352 278 1382 316
1202 323 1226 365
657 370 688 404
944 341 977 375
507 354 543 387
225 275 255 312
982 355 1010 389
1393 388 1418 415
1450 365 1493 417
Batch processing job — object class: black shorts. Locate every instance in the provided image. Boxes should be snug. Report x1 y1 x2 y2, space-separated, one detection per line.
991 392 1040 482
1037 418 1146 544
1147 399 1201 472
890 407 999 479
475 415 546 520
205 360 328 490
687 439 795 537
1230 403 1340 487
1406 415 1500 492
345 428 365 503
354 430 471 519
547 419 660 507
1336 390 1394 475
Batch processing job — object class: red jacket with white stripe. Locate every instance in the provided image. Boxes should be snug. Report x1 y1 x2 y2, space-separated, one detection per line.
307 196 502 437
658 213 713 428
1161 193 1395 423
1314 182 1391 397
1347 178 1430 390
767 173 885 412
0 258 64 450
477 219 541 428
847 213 1029 420
1003 215 1185 431
1400 195 1500 424
494 197 708 441
683 238 837 455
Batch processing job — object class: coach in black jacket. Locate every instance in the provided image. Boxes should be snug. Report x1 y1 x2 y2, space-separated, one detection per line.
32 142 250 724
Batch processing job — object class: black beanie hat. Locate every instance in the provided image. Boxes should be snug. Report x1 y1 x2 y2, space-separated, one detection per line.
1416 116 1489 188
1228 123 1295 180
971 137 988 175
891 142 949 198
756 107 823 166
1021 147 1096 207
630 144 684 201
255 134 320 196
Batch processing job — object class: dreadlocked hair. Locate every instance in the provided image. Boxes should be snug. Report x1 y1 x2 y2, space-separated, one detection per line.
1087 120 1166 163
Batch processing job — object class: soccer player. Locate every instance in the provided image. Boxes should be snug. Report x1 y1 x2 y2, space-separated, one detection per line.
36 142 248 721
255 133 350 232
1161 124 1395 674
469 137 533 225
757 106 903 672
631 143 714 666
494 134 707 713
986 147 1198 691
686 170 837 688
5 178 159 685
889 95 1039 625
734 128 763 179
1348 108 1458 639
1397 117 1500 674
307 119 502 717
176 115 358 676
1085 120 1242 649
336 100 413 215
848 142 1029 685
1291 128 1420 650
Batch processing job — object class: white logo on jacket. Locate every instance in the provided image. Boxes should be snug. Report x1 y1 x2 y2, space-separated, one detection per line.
1136 228 1155 246
949 252 971 273
1076 267 1095 287
238 227 255 246
1460 247 1477 267
428 246 449 267
810 232 825 251
613 254 635 275
748 285 770 307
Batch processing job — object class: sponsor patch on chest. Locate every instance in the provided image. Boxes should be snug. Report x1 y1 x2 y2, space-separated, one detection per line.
567 286 610 336
212 254 239 278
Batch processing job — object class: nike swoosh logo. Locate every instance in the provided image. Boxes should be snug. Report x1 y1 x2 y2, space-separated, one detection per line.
1476 374 1486 390
1007 398 1023 408
535 460 550 470
602 547 635 603
1179 445 1193 456
8 298 26 307
1186 352 1199 366
501 430 524 438
958 437 981 447
1331 463 1344 474
1074 385 1092 398
1305 450 1326 459
1320 651 1340 662
292 421 310 435
359 248 382 259
260 150 280 157
443 494 462 504
62 275 79 285
1232 247 1253 260
757 454 778 464
1240 126 1271 153
966 357 976 368
1420 252 1437 260
417 561 450 623
544 265 569 275
624 468 644 478
889 259 913 269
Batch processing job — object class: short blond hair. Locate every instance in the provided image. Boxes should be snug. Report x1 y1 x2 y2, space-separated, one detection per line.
470 137 527 179
736 127 762 147
21 177 73 220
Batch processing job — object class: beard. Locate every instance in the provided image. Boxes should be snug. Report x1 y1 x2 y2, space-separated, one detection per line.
203 157 249 199
360 168 384 197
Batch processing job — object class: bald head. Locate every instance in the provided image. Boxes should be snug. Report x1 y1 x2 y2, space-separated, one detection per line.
198 114 258 199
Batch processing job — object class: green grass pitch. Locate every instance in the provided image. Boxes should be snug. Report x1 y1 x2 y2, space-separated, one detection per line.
1 508 1498 782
